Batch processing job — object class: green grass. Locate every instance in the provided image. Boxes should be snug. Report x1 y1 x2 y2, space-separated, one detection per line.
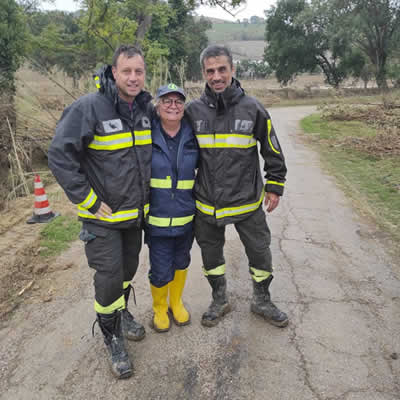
301 113 377 140
301 113 400 242
39 215 81 258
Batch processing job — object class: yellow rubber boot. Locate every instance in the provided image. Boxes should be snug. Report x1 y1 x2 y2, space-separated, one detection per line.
169 269 191 326
150 284 170 332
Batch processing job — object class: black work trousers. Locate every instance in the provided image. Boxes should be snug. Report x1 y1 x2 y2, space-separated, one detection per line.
194 205 272 273
81 222 142 313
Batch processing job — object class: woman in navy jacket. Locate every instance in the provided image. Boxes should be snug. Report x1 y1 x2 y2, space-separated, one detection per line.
147 84 198 332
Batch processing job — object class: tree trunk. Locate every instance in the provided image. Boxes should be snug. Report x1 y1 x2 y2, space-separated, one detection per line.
0 86 16 208
375 67 388 90
134 14 153 49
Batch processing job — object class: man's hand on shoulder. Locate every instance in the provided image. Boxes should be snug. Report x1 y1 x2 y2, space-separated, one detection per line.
264 192 280 213
95 202 112 219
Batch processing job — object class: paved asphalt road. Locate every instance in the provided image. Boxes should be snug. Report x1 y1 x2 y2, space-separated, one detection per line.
1 106 399 400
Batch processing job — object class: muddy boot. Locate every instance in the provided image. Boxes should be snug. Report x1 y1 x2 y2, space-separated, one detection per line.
122 285 146 341
97 311 133 379
201 275 231 327
250 276 288 328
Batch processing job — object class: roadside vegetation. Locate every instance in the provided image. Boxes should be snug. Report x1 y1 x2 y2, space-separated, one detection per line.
39 215 81 258
301 95 400 244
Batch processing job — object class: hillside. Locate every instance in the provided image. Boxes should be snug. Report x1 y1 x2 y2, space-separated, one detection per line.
199 17 266 60
205 19 265 42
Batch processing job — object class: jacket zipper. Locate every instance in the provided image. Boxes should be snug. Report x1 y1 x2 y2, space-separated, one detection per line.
129 109 144 218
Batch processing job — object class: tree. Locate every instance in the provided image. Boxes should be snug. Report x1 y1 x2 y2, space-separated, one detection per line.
147 0 211 82
0 0 25 95
0 0 26 199
26 0 243 84
26 10 99 85
264 0 365 88
336 0 400 89
236 59 272 79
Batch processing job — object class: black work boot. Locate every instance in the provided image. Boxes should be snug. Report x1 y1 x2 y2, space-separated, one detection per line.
97 311 133 379
201 275 231 327
122 285 146 341
250 275 289 328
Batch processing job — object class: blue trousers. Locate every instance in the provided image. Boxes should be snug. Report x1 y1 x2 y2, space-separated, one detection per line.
147 233 194 287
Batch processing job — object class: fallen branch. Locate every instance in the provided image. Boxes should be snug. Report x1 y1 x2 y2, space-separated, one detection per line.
18 280 34 296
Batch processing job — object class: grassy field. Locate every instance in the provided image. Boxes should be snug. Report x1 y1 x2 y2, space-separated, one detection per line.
206 20 265 42
204 19 266 60
301 104 400 244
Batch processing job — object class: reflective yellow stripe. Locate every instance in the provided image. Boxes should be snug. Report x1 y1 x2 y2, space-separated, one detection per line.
123 281 131 290
151 178 194 190
196 200 215 215
148 215 170 227
94 295 125 314
134 130 152 145
176 180 195 189
197 133 257 149
203 264 226 276
250 267 272 283
148 214 194 227
88 132 133 150
267 180 285 187
267 119 280 154
94 76 101 90
171 215 194 226
144 203 150 216
151 177 172 189
78 188 97 210
77 207 139 222
215 191 264 219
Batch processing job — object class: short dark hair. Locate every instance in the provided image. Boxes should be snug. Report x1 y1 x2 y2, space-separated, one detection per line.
112 45 145 68
200 45 233 70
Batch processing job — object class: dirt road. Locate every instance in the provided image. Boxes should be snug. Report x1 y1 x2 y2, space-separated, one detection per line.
1 106 399 400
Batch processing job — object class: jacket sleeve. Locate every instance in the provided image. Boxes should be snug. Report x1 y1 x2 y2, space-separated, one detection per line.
253 102 287 196
48 100 101 214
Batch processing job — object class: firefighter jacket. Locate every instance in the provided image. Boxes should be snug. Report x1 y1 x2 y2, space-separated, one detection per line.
185 78 287 226
48 65 153 229
146 117 199 237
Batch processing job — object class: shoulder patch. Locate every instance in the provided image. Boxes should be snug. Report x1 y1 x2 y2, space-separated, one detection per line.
142 116 151 128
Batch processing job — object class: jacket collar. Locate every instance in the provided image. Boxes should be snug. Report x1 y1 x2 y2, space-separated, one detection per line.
200 77 244 113
152 117 192 149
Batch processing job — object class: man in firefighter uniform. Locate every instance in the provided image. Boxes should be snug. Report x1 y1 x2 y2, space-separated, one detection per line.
186 45 288 328
48 45 153 379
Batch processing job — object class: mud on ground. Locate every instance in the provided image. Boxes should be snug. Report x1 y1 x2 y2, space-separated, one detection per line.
320 101 400 157
0 185 76 322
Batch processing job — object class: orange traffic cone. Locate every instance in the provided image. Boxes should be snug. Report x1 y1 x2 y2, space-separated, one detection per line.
26 174 60 224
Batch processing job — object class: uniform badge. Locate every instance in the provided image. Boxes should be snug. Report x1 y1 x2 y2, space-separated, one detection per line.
102 119 123 133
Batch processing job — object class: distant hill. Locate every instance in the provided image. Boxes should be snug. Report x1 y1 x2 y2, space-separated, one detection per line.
205 19 265 42
194 16 266 60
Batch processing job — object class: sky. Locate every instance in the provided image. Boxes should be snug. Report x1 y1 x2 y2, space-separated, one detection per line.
42 0 277 22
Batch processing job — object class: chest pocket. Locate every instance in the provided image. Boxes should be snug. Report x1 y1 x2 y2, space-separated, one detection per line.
88 119 133 151
88 119 152 151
